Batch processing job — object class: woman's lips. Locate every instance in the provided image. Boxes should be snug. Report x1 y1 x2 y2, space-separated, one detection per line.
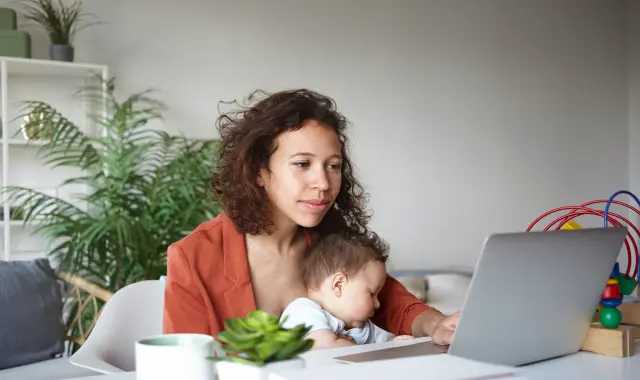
300 199 329 212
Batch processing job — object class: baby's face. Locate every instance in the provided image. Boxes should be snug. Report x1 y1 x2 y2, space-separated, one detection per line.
337 260 387 328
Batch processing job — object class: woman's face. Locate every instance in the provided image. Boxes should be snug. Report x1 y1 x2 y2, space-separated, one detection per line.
258 120 343 231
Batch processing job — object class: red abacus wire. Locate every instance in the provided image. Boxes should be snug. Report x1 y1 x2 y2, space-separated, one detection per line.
549 200 640 272
577 199 640 279
559 200 640 232
545 209 636 278
532 207 636 278
526 201 640 279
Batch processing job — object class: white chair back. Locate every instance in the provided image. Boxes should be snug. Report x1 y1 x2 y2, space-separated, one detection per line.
69 280 165 374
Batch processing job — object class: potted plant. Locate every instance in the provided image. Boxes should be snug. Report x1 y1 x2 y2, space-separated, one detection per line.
3 77 221 353
19 0 99 61
209 310 314 380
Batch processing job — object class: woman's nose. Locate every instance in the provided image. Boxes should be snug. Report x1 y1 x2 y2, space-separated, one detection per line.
311 168 329 190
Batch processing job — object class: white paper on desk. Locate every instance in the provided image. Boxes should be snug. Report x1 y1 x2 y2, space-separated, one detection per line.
269 354 521 380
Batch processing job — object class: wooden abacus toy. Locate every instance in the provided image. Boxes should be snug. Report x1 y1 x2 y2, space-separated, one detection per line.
527 190 640 357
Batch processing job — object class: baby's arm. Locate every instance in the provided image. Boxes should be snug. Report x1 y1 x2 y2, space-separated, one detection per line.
306 329 356 350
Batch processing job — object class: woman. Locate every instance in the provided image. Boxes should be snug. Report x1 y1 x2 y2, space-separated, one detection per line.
162 89 459 345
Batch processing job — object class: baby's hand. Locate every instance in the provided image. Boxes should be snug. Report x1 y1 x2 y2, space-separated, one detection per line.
388 335 414 341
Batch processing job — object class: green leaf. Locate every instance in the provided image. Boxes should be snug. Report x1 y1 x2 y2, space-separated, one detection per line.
248 310 270 324
274 339 314 361
225 318 258 336
254 340 282 361
217 330 263 345
270 329 303 343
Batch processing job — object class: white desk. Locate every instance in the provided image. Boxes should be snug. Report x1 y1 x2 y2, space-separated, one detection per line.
63 338 640 380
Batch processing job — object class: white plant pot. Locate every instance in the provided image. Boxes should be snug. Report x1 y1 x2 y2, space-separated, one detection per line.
216 357 305 380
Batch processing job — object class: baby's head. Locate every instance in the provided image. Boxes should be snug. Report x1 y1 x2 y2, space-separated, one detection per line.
303 232 389 329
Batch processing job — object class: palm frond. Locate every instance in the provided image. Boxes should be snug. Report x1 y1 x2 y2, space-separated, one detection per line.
14 100 101 170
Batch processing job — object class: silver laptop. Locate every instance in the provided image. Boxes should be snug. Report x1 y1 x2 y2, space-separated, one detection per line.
335 227 627 366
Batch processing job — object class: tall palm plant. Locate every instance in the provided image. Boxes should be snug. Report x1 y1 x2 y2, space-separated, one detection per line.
4 78 221 292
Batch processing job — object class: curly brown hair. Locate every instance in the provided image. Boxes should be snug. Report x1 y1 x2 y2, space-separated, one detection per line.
211 88 371 236
302 232 389 289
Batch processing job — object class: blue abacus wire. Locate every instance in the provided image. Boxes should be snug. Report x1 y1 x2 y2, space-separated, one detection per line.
603 190 640 283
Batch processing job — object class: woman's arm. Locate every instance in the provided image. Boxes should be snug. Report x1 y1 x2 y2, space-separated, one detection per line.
371 275 445 337
163 244 215 335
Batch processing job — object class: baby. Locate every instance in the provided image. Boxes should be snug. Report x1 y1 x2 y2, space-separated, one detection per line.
280 232 413 350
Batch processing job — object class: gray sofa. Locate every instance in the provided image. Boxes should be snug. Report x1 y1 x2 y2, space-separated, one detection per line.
390 269 473 315
0 259 100 380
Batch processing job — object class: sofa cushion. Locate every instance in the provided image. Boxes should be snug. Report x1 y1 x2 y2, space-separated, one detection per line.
424 273 471 315
395 275 428 301
0 258 66 370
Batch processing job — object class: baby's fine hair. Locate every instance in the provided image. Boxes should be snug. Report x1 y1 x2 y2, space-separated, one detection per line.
302 232 389 289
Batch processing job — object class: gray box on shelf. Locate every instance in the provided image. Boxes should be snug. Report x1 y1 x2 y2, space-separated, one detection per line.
0 8 17 30
0 30 31 58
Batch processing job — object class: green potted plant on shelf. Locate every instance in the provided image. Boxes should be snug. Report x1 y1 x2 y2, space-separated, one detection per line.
18 0 99 61
3 77 221 353
209 310 314 380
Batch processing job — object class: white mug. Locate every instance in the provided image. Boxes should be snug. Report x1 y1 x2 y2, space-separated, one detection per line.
135 333 219 380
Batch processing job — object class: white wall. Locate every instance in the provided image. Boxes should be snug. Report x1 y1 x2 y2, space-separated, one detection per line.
3 0 634 271
628 0 640 276
629 0 640 216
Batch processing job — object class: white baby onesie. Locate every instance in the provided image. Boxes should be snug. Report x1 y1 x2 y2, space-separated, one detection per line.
280 297 395 344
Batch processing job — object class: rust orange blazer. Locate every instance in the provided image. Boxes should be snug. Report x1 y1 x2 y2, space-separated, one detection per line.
162 213 434 337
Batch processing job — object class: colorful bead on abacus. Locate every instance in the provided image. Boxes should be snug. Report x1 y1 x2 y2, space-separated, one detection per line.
599 263 623 329
617 273 638 295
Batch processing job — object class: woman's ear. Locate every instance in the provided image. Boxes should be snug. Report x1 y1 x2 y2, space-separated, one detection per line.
257 166 274 187
257 168 267 187
331 272 347 297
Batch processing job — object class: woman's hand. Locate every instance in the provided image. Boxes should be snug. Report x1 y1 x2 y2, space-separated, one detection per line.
411 309 461 345
430 312 460 345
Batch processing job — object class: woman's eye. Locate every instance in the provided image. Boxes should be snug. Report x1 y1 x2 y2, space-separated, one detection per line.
292 161 341 170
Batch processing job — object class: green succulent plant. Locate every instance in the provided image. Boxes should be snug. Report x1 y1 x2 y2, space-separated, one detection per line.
209 310 314 367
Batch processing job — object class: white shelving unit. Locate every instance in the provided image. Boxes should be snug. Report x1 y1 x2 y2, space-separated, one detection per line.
0 56 109 261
